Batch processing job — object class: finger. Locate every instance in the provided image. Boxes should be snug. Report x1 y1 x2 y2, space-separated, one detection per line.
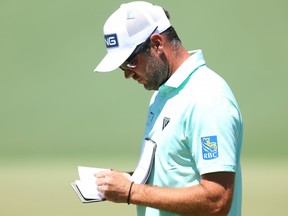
95 169 113 178
96 178 107 186
95 171 106 178
97 185 103 193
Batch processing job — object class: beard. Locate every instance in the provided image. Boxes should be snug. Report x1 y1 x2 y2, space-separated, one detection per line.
143 52 169 91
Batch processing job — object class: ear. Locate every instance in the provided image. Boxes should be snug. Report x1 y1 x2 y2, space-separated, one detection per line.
150 34 164 53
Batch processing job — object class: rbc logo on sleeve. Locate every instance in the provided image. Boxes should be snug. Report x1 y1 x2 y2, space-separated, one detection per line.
201 136 219 160
104 34 119 48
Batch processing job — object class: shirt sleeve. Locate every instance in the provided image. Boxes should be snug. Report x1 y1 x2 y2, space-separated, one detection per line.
185 95 242 175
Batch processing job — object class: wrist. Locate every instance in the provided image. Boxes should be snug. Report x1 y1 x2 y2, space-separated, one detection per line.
127 181 134 205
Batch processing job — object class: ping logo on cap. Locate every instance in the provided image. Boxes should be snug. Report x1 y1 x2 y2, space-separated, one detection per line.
201 136 219 160
104 34 119 48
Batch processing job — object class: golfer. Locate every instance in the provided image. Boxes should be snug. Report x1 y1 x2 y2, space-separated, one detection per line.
94 1 243 216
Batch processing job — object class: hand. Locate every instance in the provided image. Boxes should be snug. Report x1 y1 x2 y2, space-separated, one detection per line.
95 170 132 203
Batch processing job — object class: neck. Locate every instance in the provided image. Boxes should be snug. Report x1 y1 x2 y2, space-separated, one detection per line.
167 45 190 77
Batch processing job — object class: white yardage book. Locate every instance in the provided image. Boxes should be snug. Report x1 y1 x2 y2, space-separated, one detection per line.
71 139 157 203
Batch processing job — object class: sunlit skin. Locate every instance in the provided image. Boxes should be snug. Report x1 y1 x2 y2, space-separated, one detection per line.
96 170 235 216
122 33 189 91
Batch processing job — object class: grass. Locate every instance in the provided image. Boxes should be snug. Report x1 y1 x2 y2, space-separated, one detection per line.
0 158 136 216
1 157 287 216
242 158 288 215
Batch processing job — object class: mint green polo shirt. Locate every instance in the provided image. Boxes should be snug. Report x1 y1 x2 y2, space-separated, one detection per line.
137 50 243 216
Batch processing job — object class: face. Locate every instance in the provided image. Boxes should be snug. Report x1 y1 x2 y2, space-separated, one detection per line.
123 50 169 91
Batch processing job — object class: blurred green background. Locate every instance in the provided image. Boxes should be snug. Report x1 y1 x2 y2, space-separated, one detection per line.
1 0 287 215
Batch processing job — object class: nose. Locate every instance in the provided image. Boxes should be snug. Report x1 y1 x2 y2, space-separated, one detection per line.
124 70 135 79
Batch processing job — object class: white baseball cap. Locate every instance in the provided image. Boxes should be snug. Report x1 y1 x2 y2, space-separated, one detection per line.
94 1 171 72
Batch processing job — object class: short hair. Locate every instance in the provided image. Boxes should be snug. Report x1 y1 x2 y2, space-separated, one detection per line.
161 8 182 44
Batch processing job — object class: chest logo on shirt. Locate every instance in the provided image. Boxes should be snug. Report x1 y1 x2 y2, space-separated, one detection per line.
201 136 219 160
162 117 170 130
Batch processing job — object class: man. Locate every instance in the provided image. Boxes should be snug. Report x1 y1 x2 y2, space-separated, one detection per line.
94 1 243 216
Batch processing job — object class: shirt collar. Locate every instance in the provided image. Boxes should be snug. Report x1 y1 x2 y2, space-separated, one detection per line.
159 49 206 91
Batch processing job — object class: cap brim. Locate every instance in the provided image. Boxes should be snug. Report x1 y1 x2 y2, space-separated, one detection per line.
94 48 135 72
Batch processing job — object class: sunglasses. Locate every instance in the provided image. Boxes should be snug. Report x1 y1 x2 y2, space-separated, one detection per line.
120 26 158 71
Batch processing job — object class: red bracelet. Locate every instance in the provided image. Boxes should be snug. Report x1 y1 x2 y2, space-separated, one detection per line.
127 181 134 205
